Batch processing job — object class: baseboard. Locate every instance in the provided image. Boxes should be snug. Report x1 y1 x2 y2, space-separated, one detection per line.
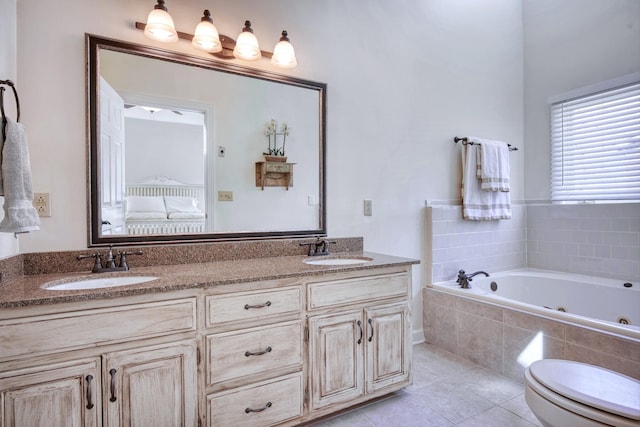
412 329 425 345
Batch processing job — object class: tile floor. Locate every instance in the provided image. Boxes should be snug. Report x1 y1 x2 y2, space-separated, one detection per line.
307 343 542 427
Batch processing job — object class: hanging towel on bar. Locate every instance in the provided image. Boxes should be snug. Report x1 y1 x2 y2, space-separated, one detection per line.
461 144 511 220
0 118 40 233
469 137 510 192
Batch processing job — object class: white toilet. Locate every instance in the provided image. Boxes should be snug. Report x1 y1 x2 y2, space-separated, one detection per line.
524 359 640 427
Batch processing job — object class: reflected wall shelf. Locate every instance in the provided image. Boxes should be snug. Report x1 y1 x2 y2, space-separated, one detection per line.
255 161 294 190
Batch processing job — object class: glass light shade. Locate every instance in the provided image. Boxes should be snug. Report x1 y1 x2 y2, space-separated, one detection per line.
271 31 297 68
233 21 261 61
192 11 222 53
144 5 178 43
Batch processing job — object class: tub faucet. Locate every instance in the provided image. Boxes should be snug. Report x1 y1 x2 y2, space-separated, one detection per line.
456 270 489 289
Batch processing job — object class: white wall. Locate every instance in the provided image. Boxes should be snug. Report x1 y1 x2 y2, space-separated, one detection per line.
125 119 204 185
15 0 524 338
0 0 20 258
523 0 640 200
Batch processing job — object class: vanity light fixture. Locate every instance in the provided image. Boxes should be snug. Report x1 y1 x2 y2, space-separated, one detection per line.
139 1 297 68
191 10 222 53
271 31 297 69
143 0 178 43
233 21 262 61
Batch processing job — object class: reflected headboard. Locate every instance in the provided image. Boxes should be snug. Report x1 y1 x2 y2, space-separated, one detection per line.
126 176 204 201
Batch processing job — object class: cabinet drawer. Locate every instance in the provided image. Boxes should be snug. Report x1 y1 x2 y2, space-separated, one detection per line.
265 163 291 173
206 321 302 386
206 287 301 327
207 372 303 427
0 299 196 360
307 273 408 310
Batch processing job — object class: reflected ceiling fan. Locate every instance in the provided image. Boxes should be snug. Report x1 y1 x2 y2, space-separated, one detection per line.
124 104 183 115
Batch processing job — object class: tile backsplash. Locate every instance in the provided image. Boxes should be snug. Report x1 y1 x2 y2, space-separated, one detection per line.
428 204 527 283
427 202 640 283
527 203 639 281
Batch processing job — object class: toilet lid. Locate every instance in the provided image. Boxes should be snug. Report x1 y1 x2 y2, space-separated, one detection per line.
529 359 640 421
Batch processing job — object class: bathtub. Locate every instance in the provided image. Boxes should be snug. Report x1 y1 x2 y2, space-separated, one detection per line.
434 268 639 339
423 268 640 381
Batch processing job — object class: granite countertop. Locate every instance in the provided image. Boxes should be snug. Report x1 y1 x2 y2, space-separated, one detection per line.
0 252 418 308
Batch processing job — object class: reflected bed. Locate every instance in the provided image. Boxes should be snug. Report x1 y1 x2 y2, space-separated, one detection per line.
125 176 205 235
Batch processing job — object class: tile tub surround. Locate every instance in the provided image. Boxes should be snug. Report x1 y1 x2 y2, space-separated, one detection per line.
426 204 527 283
425 202 640 283
422 287 640 382
527 203 640 282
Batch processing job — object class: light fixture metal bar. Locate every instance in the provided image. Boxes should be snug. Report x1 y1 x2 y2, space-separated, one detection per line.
135 21 273 59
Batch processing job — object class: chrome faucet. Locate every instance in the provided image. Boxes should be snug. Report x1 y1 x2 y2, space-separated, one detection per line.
456 270 489 289
77 246 143 273
300 237 337 256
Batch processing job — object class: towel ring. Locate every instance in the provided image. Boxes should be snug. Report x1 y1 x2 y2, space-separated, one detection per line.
0 79 21 142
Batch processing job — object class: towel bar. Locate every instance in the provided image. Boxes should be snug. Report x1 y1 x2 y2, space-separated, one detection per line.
454 136 518 151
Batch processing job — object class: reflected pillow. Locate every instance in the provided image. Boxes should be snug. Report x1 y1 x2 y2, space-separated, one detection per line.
126 196 166 213
168 212 206 220
164 196 200 213
126 212 168 221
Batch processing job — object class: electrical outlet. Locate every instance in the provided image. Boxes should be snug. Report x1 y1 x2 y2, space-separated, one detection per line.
33 192 52 217
218 191 233 201
363 199 372 216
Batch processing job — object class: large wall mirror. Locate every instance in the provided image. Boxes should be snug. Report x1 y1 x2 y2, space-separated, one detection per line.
87 34 326 246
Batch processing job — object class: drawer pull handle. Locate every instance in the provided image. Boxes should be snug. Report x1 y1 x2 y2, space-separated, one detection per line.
357 320 363 344
245 402 272 413
244 301 272 310
245 346 272 357
109 368 117 402
86 375 94 409
368 318 374 342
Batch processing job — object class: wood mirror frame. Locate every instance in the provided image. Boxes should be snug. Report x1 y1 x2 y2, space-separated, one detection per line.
86 34 326 246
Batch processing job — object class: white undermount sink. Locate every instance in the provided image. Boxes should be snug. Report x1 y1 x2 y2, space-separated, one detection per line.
304 256 373 266
42 275 158 291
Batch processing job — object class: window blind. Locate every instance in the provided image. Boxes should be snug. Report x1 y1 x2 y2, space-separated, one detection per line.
550 81 640 202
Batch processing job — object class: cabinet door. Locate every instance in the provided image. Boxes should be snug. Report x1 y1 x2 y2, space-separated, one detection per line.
103 340 197 427
308 311 364 409
365 303 411 393
0 358 101 427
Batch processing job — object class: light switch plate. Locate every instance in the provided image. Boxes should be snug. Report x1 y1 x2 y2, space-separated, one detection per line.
218 191 233 201
364 199 372 216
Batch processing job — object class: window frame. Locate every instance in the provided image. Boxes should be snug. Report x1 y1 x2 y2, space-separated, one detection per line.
549 74 640 204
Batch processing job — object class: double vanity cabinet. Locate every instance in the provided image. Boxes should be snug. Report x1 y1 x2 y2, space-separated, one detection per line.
0 256 415 426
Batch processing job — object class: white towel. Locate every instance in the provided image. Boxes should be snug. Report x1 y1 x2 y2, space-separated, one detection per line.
0 118 40 234
470 137 510 192
461 144 511 220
